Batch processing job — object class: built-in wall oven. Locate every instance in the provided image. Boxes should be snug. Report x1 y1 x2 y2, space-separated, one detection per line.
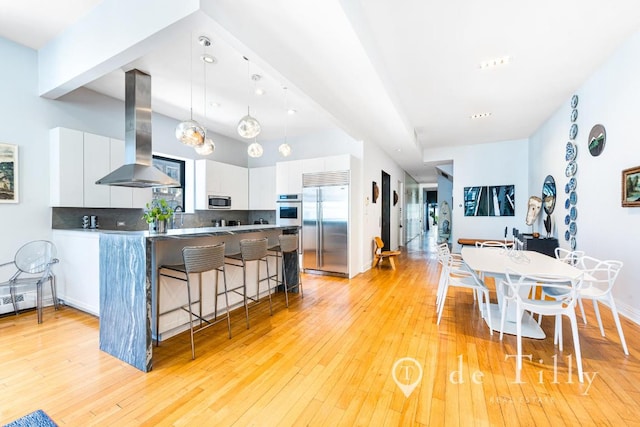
276 194 302 226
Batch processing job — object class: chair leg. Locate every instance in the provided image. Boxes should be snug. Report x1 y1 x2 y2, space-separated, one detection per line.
50 274 60 310
592 300 605 337
483 289 493 335
607 294 629 355
389 256 396 270
568 312 584 383
186 279 195 360
221 267 232 339
264 258 273 315
578 297 587 324
516 305 523 373
36 282 43 324
243 263 250 329
436 284 449 325
283 253 290 308
499 295 507 341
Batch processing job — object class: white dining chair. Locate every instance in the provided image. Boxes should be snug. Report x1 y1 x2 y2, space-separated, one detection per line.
437 253 493 335
577 256 628 355
500 269 584 383
435 243 466 308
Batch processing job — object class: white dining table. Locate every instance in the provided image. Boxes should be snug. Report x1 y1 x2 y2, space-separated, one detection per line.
460 246 585 339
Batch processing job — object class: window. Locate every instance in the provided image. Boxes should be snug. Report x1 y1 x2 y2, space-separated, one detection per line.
152 155 185 211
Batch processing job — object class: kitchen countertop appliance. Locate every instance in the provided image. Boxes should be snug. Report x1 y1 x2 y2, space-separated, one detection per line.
302 171 349 277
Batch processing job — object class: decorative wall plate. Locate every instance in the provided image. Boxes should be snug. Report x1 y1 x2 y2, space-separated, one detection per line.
571 94 579 108
571 109 578 122
565 183 571 194
565 198 571 209
570 206 577 221
564 214 571 225
569 221 577 235
569 123 578 140
570 191 577 205
565 141 577 161
565 230 571 241
568 177 577 191
565 161 578 177
588 124 606 157
571 236 577 250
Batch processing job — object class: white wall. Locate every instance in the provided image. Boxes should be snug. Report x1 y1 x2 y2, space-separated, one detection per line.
529 30 640 323
361 141 405 271
424 139 530 251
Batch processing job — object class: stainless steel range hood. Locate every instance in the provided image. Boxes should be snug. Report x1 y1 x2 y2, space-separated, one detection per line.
96 69 179 188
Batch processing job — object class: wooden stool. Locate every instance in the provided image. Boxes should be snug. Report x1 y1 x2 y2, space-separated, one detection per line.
372 236 401 270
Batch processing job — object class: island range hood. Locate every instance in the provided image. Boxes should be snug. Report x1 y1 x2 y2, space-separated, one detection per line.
96 69 179 188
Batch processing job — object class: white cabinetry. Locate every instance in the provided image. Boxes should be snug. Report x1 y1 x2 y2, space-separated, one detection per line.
275 160 303 195
50 127 152 208
249 166 276 210
52 230 100 316
83 132 111 207
276 155 351 195
50 127 84 207
195 160 248 210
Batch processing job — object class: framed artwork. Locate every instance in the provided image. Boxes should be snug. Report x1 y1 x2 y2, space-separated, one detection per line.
463 184 515 216
0 143 18 203
622 166 640 207
372 181 379 203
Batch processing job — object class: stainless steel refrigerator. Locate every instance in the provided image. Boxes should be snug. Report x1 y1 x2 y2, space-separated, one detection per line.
302 172 349 277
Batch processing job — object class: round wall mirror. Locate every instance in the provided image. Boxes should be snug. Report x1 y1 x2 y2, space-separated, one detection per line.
542 175 556 214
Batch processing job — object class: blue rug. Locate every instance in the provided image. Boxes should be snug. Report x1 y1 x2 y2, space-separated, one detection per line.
3 410 57 427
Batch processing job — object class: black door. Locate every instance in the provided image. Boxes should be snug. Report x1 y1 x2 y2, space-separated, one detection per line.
382 170 391 251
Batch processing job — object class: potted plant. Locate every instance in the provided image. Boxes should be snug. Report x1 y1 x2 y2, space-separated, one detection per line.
142 199 174 233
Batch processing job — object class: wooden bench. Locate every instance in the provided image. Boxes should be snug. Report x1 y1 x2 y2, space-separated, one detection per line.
457 238 514 247
372 236 401 270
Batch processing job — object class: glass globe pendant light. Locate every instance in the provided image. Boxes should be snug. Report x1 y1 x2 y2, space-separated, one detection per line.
176 34 205 147
247 137 263 158
194 36 215 156
237 57 261 139
278 86 292 157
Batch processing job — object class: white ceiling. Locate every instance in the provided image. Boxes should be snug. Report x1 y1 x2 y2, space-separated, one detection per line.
2 0 640 183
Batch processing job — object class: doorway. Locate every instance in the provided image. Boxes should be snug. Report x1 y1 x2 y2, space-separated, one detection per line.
382 170 391 251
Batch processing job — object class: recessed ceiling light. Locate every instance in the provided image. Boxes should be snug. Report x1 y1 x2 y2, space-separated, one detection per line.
479 56 510 69
470 112 492 119
201 54 216 64
287 109 297 115
209 101 220 108
255 88 265 96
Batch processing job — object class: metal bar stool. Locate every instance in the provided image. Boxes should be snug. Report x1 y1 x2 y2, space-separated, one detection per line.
278 234 303 307
157 243 230 360
224 238 273 328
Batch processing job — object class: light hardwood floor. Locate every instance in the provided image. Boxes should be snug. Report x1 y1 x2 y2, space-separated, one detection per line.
1 237 639 426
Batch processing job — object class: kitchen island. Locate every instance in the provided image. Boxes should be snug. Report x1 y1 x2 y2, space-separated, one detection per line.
98 225 299 372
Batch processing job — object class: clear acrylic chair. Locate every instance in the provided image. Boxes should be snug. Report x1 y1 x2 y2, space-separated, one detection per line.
500 269 584 382
157 243 230 359
0 240 60 323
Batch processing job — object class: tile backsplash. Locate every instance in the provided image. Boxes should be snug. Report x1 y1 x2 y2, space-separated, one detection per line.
52 208 276 231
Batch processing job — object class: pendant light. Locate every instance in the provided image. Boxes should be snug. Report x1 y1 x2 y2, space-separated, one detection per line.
176 33 205 147
247 137 264 158
237 57 261 139
194 36 215 156
278 86 292 157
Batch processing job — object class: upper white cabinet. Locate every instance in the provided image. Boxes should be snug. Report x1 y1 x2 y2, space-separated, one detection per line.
195 159 248 210
50 127 84 207
249 166 276 210
275 160 303 195
276 155 351 195
50 127 152 208
83 132 111 207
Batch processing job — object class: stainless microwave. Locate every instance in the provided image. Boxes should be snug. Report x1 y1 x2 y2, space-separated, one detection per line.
208 195 231 209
